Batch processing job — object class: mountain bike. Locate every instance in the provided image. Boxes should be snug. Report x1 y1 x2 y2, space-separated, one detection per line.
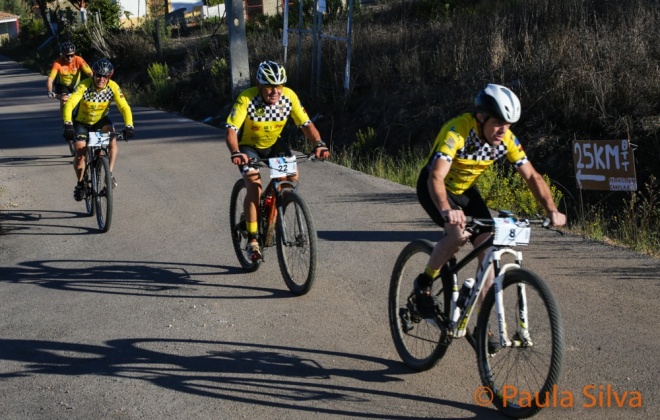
229 154 319 295
389 211 565 419
79 131 124 233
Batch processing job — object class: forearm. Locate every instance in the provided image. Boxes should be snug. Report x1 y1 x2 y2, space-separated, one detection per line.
528 172 558 214
226 129 240 153
301 124 321 143
428 170 451 212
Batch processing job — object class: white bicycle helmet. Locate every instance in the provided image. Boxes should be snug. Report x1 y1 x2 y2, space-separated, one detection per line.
474 83 521 123
256 61 287 85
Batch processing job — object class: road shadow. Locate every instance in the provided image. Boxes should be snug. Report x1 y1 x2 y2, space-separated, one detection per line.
0 337 506 419
0 259 295 300
0 154 72 168
0 209 101 236
318 229 440 243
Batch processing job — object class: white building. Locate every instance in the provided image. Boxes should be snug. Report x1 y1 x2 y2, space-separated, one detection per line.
118 0 291 22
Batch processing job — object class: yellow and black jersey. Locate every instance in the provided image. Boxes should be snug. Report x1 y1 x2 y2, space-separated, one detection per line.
63 78 133 127
226 86 311 149
425 113 528 195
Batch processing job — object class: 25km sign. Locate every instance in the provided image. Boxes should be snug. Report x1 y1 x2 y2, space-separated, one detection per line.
572 139 637 191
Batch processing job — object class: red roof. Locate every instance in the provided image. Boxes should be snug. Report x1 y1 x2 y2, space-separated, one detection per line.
0 11 20 21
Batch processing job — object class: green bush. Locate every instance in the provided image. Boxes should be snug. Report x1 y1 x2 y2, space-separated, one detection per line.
477 163 564 218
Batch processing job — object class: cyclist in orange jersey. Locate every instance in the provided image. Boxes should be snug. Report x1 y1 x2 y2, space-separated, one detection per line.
46 42 92 111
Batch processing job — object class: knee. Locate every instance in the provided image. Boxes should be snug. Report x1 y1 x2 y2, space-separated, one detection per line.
444 227 470 249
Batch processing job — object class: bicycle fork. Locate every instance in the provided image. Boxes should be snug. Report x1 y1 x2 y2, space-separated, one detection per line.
277 201 307 247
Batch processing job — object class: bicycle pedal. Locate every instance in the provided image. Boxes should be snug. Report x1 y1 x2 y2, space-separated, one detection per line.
399 308 414 332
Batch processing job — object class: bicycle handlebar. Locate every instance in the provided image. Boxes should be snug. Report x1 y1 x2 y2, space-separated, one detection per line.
464 215 563 235
244 153 320 167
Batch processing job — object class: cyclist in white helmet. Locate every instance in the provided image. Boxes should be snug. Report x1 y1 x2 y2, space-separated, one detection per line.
413 84 566 330
225 60 329 260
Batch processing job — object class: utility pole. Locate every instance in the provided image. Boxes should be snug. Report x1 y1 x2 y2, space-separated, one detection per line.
226 0 250 99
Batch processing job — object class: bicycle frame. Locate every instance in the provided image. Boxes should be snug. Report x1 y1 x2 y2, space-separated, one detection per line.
260 177 298 249
440 227 530 349
251 154 314 250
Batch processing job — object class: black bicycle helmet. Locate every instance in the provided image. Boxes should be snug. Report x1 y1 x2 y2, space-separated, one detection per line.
474 83 521 124
92 58 114 78
60 41 76 55
256 61 287 85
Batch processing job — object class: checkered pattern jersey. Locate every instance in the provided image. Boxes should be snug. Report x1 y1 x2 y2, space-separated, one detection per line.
226 86 311 149
63 78 133 127
426 112 529 195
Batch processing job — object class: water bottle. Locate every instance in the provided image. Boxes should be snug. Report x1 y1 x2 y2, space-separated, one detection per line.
263 192 277 246
263 193 274 210
456 278 475 310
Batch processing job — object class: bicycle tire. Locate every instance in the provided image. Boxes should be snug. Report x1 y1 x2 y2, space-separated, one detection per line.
476 268 564 419
229 179 260 272
388 240 452 371
83 163 94 217
276 191 317 295
68 140 75 157
94 156 113 233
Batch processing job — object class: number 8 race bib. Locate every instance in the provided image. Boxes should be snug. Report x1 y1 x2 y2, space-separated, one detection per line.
492 217 531 246
268 156 297 179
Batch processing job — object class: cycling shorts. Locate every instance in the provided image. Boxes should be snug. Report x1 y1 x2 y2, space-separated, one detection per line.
416 166 492 243
73 117 114 142
238 140 292 175
54 83 76 96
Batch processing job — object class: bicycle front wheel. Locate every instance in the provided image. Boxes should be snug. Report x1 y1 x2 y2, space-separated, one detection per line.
229 179 260 272
476 268 564 419
83 164 94 217
93 156 113 233
388 240 451 371
276 191 317 295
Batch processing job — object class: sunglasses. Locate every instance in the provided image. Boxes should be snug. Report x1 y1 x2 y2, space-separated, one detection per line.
94 74 109 80
65 54 74 58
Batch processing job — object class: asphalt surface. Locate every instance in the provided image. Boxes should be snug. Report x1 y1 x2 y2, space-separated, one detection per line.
1 55 658 419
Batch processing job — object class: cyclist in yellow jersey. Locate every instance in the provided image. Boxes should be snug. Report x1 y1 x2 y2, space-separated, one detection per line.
414 84 566 323
46 42 92 111
226 61 329 260
63 58 134 201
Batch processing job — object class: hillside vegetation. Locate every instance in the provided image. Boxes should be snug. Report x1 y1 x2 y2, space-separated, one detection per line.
2 0 659 254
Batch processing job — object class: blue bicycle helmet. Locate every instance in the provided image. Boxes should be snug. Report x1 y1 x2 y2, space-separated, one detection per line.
92 58 114 78
60 41 76 55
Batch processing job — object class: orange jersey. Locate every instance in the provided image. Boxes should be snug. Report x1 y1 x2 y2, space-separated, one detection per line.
48 56 92 88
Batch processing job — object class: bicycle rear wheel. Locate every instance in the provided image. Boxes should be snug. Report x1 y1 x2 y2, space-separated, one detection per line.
388 240 451 371
276 191 317 295
476 268 564 419
229 179 260 272
93 156 113 233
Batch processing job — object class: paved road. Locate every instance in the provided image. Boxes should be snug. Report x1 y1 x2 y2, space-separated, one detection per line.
0 55 658 419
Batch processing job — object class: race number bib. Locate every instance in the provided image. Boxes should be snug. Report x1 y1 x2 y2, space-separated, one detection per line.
88 132 110 147
268 156 297 179
492 218 530 246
